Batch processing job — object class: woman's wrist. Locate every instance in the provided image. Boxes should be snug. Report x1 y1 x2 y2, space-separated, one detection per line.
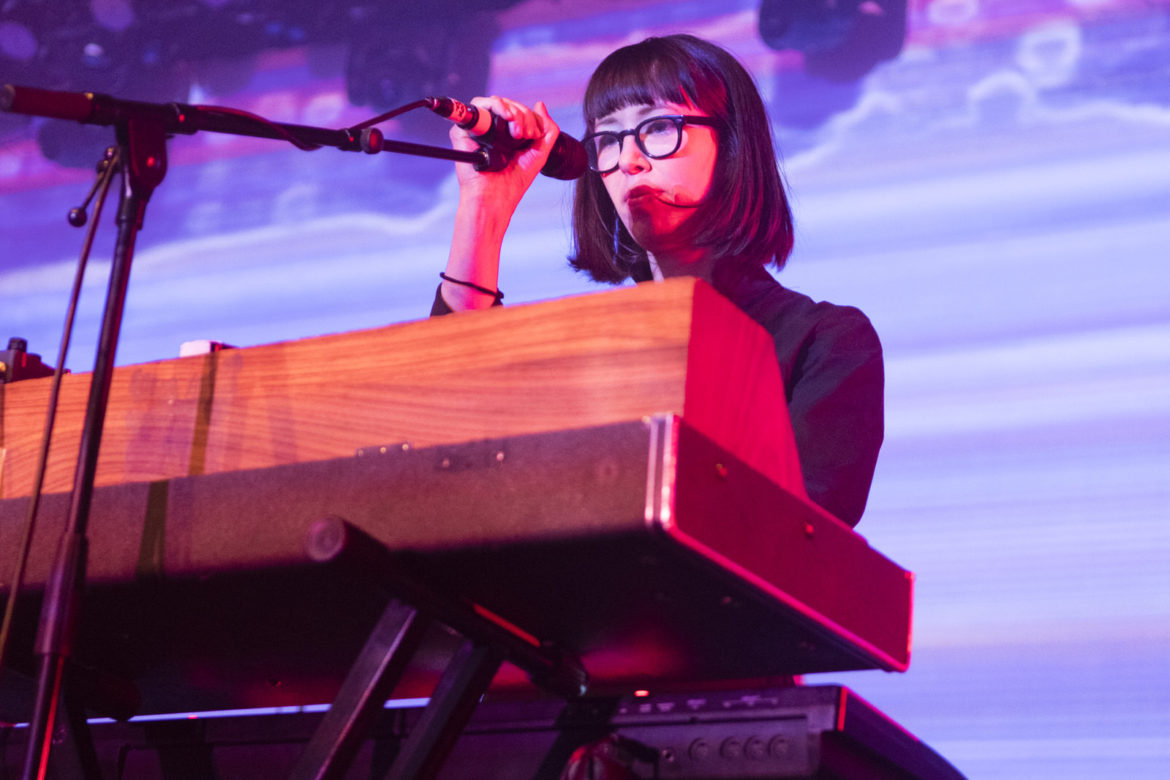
444 195 510 310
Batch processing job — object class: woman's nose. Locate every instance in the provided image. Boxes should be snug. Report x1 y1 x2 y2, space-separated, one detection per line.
616 134 649 173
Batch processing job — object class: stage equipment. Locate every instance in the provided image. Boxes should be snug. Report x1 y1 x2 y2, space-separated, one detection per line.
0 339 56 385
0 279 919 777
759 0 908 82
0 685 968 778
0 1 527 168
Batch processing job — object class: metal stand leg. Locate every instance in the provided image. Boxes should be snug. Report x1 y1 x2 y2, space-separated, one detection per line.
385 639 502 780
295 517 588 779
290 600 428 780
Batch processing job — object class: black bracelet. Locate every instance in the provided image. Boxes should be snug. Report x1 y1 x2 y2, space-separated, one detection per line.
440 272 504 302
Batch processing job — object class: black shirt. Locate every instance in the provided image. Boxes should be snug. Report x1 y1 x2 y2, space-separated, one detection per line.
709 263 884 526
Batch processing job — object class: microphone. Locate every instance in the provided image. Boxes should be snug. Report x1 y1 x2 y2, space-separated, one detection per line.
425 96 586 180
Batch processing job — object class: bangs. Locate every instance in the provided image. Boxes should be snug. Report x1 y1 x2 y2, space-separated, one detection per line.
583 39 725 129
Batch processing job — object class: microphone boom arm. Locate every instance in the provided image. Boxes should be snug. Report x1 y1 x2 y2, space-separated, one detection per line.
1 84 488 166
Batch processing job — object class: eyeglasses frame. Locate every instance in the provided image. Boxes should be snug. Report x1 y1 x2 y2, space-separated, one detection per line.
582 114 721 174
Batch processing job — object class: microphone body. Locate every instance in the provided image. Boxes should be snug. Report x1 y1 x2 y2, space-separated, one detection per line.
426 96 586 180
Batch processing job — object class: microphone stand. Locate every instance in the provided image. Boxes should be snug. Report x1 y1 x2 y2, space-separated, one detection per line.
0 84 487 780
21 114 163 780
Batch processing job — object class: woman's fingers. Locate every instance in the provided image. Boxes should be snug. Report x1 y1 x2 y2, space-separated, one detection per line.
448 95 560 188
533 100 560 151
469 95 545 141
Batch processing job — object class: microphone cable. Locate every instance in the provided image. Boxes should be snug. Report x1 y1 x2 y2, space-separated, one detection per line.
0 146 119 682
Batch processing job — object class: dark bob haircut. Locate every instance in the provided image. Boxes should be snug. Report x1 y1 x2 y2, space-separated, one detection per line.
570 34 794 283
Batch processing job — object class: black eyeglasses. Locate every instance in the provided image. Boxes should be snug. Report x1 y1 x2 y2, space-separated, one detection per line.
582 115 720 174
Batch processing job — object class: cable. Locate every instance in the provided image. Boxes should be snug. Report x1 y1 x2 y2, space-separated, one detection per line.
191 104 324 151
346 99 430 131
192 100 432 150
0 146 120 681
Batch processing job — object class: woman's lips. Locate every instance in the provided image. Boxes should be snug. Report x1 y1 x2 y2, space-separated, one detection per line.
626 186 660 205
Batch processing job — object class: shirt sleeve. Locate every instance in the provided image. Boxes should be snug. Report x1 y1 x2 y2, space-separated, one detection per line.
430 283 454 316
786 308 884 527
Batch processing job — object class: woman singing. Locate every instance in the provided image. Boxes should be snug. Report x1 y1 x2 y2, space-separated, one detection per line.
433 34 883 527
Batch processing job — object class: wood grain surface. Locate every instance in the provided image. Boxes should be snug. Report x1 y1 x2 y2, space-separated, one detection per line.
0 278 803 499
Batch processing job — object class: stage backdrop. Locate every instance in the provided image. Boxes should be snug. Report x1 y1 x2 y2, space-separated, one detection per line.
2 1 1169 777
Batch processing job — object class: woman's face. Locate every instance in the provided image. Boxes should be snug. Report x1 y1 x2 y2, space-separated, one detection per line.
596 100 719 261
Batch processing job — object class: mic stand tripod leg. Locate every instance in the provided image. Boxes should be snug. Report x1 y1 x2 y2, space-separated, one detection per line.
16 658 102 780
47 669 102 780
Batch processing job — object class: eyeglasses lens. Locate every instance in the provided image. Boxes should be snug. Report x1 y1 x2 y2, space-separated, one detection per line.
590 137 619 172
639 118 681 157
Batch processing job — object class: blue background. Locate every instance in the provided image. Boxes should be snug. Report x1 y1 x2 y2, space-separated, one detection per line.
3 1 1169 777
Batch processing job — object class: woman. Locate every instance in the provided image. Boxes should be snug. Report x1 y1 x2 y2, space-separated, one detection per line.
433 34 883 527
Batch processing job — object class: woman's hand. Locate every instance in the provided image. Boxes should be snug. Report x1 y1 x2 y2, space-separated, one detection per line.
450 96 561 210
442 96 560 311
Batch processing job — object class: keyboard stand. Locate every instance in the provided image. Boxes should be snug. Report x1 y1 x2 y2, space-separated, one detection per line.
290 517 586 780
